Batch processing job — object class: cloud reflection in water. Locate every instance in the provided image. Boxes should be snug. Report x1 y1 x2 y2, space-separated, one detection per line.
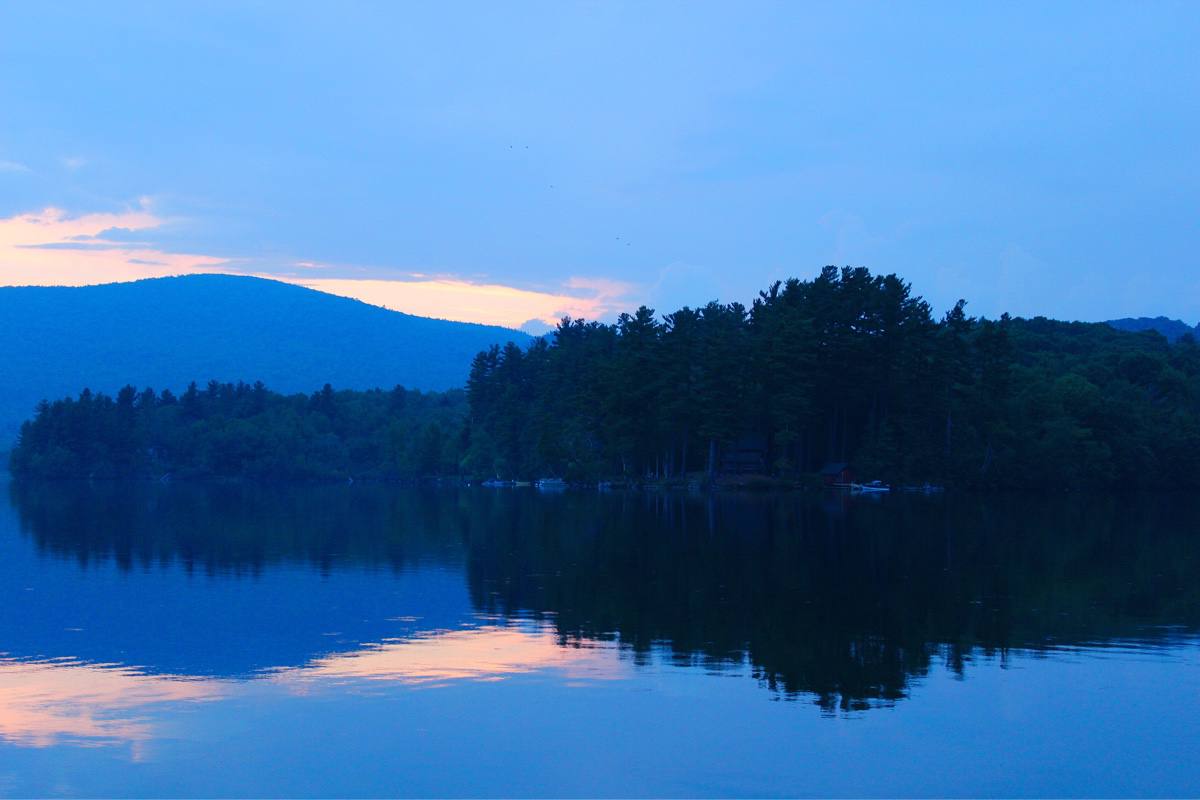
0 656 222 751
0 623 625 751
270 623 626 689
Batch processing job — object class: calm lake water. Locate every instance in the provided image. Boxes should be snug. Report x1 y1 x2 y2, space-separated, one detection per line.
0 479 1196 798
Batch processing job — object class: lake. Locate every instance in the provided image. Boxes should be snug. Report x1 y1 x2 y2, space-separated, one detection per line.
0 479 1196 797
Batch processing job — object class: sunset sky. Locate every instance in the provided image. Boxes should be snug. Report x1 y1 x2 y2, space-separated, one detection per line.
2 2 1197 329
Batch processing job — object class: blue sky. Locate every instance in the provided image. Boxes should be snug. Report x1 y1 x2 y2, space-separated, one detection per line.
1 1 1197 328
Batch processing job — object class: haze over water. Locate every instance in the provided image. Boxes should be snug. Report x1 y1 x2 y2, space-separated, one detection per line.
0 480 1196 797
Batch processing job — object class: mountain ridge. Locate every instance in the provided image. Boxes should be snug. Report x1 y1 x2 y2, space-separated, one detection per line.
0 274 531 443
1106 316 1199 342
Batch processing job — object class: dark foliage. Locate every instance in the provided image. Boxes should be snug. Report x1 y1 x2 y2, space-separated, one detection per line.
463 490 1200 710
467 266 1200 488
10 380 468 481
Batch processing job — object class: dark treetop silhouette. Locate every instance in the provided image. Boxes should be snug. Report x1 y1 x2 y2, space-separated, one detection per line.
466 267 1200 488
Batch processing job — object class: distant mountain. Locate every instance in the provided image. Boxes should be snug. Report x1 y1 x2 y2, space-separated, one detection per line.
0 274 531 443
1106 316 1199 342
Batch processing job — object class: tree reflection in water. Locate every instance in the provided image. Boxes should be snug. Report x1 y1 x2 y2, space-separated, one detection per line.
9 481 1199 712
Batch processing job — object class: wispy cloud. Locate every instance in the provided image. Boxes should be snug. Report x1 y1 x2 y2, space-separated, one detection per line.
59 155 87 170
296 274 636 329
0 204 638 329
0 205 228 285
0 160 31 173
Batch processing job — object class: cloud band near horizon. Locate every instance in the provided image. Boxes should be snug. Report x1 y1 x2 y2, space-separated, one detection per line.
0 205 636 331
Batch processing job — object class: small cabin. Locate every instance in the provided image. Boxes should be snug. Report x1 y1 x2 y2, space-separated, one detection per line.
819 462 853 486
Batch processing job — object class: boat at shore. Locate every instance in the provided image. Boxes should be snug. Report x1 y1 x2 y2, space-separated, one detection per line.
903 483 945 494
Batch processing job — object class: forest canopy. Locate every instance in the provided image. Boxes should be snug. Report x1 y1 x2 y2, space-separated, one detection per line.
9 381 466 481
465 266 1200 489
11 267 1200 488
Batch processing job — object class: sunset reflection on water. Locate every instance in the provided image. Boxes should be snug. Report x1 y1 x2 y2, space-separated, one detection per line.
0 622 626 751
0 657 221 750
270 623 626 688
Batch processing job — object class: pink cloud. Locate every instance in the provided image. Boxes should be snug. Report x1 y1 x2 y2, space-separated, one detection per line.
0 205 637 329
0 205 227 285
296 275 634 328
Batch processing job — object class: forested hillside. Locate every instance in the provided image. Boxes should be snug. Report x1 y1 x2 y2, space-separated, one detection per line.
0 274 529 444
467 267 1200 488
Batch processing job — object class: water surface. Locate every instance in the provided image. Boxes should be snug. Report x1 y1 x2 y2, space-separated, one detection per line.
0 481 1196 797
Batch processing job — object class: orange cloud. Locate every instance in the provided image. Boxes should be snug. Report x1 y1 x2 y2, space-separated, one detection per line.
296 276 633 328
0 205 228 285
0 205 636 328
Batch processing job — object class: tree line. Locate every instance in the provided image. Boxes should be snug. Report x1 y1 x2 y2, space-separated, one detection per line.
466 266 1200 488
10 380 467 481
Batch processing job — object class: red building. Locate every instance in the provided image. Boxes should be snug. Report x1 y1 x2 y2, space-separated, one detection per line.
819 462 854 486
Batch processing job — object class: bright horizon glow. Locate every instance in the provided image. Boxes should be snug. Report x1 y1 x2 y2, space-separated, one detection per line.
295 276 633 329
0 206 634 330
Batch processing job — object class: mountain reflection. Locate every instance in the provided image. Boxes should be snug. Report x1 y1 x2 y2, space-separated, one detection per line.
6 481 1199 712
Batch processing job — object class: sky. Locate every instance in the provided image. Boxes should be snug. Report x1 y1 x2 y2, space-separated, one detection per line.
1 1 1197 330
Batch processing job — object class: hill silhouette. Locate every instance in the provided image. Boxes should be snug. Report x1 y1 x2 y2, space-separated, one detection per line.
0 274 530 444
1107 316 1199 342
